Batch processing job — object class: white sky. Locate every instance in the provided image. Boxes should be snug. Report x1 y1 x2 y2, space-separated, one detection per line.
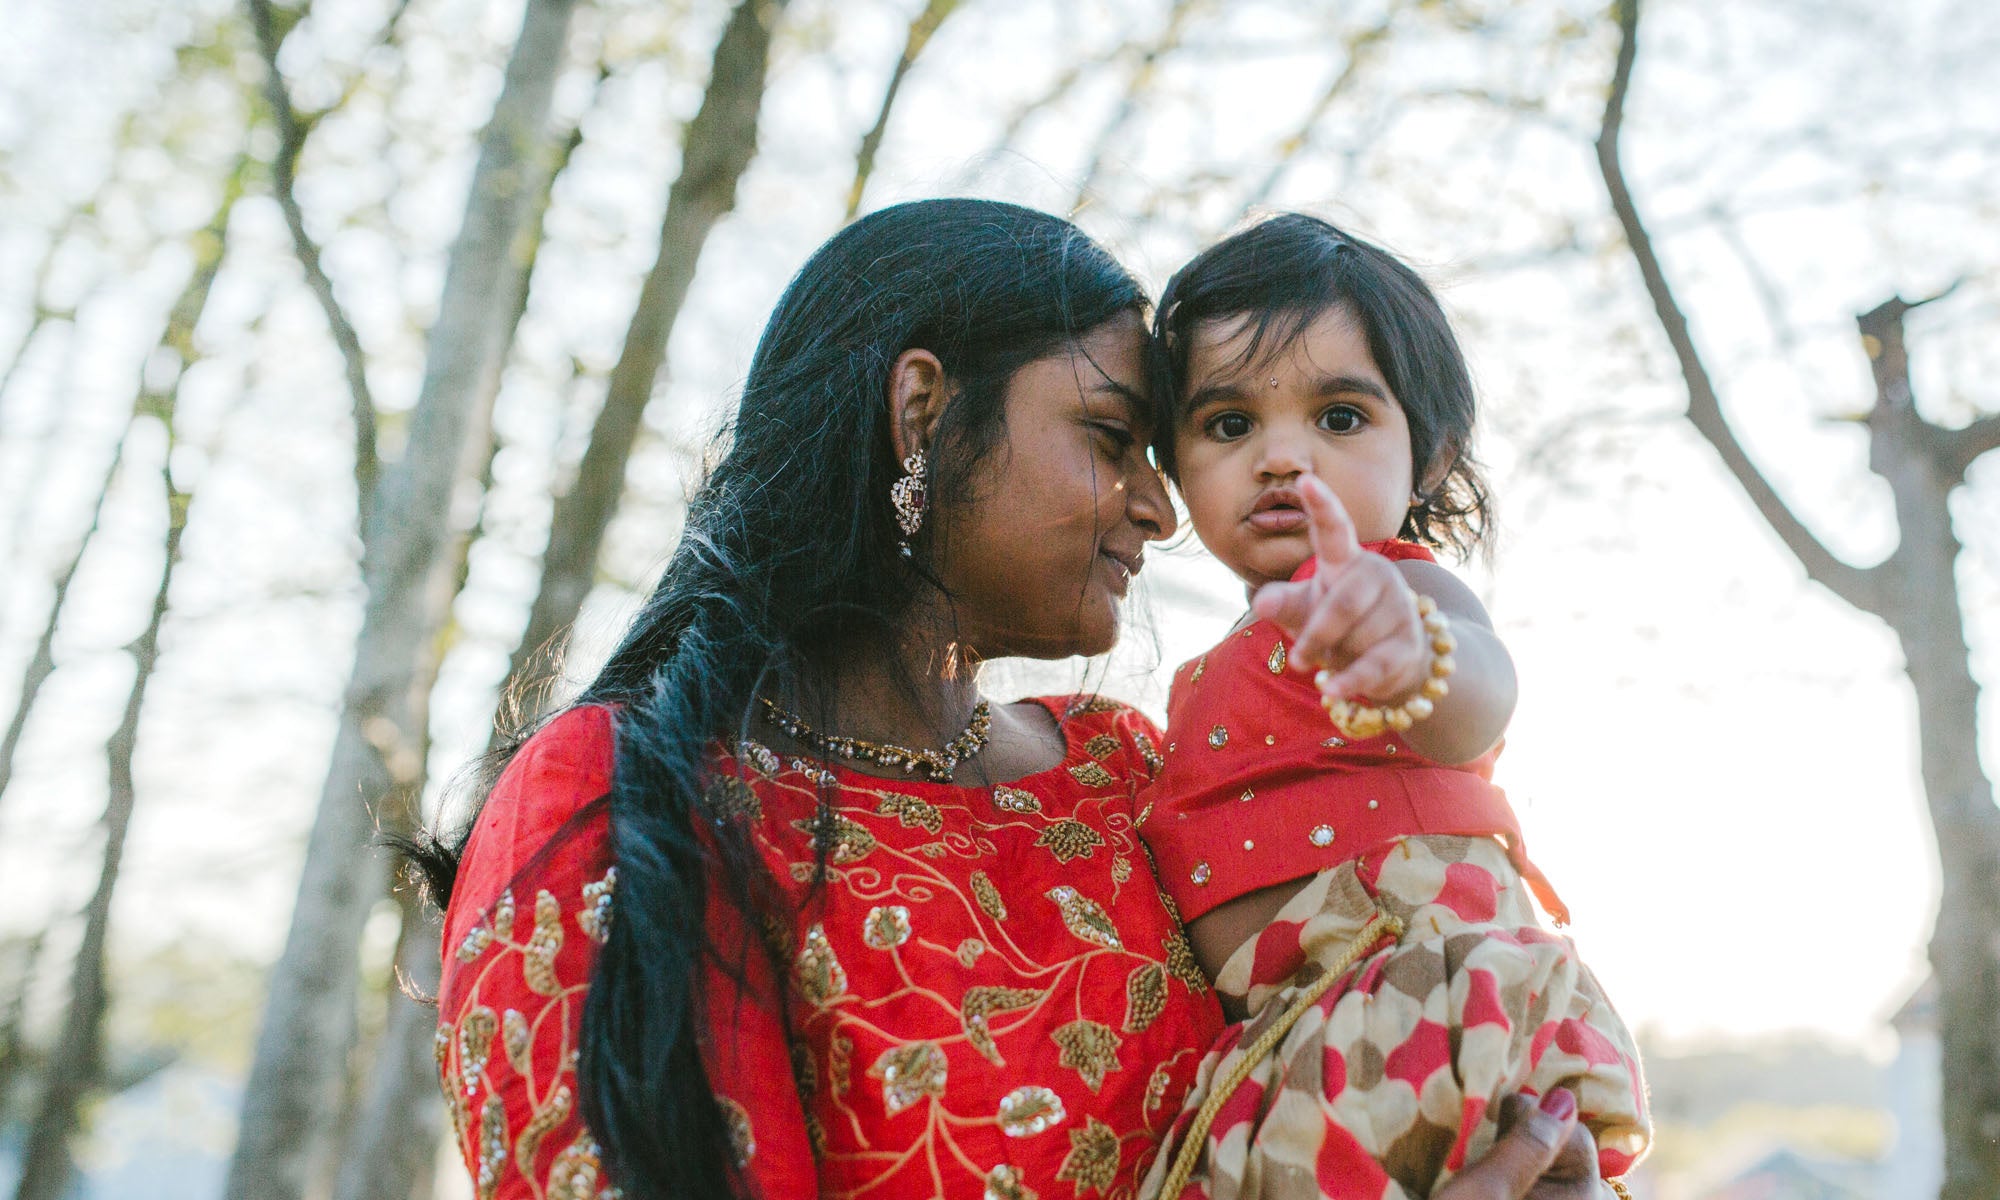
0 0 1996 1060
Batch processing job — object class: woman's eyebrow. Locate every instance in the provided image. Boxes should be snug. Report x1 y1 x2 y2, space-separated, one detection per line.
1089 380 1147 413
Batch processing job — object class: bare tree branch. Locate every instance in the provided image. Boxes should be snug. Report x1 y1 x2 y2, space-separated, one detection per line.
1942 413 2000 478
1238 9 1398 214
1070 0 1203 212
247 0 386 529
1593 0 1881 613
846 0 960 220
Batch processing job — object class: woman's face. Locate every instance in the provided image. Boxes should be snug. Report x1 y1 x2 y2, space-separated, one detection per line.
931 311 1177 660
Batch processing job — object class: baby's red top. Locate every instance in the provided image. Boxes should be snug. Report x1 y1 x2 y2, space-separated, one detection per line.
1141 541 1568 924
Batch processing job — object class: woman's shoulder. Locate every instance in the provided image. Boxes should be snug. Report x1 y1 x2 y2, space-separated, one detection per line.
1033 693 1166 784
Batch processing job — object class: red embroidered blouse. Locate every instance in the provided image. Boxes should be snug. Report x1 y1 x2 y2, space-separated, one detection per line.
436 697 1226 1200
1141 543 1567 925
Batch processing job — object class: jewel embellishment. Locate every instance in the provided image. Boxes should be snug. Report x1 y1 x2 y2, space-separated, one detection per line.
1190 862 1211 886
1268 642 1287 674
1310 824 1336 846
1208 725 1228 749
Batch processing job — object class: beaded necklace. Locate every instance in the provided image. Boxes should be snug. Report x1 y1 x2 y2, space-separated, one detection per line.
756 696 992 783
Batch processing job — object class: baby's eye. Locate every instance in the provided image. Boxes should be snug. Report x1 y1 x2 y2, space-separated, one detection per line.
1319 405 1365 434
1206 412 1252 440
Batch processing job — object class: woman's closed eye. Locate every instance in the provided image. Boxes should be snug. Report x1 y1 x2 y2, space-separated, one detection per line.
1318 404 1367 434
1090 420 1137 454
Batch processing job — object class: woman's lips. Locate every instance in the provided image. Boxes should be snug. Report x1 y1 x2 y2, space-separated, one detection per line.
1100 549 1141 594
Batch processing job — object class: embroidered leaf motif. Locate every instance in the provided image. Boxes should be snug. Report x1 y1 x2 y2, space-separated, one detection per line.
957 938 985 967
790 814 876 863
992 786 1041 815
795 923 848 1005
970 870 1008 921
706 776 762 822
523 890 564 997
830 1034 853 1095
1132 731 1163 775
1055 1116 1122 1196
1051 1019 1123 1091
878 792 943 834
1123 962 1168 1033
577 867 615 943
914 841 949 858
960 986 1044 1063
435 1026 468 1145
1045 885 1121 950
1162 926 1208 995
869 1040 948 1115
454 922 493 963
1065 695 1122 716
717 1094 756 1168
1084 733 1121 760
996 1085 1067 1137
458 1006 498 1090
1144 1062 1174 1116
862 905 912 950
515 1084 573 1178
545 1131 604 1200
491 889 516 941
502 1008 531 1072
476 1093 507 1200
1034 818 1104 863
1068 761 1117 788
1190 655 1207 684
986 1162 1042 1200
737 738 781 778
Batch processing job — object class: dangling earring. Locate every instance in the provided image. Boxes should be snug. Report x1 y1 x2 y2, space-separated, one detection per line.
891 449 928 557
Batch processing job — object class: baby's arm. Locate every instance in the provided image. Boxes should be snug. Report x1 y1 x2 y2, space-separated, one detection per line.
1252 474 1516 765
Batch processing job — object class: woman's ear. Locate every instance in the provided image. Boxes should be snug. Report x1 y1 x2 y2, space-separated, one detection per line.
887 348 949 462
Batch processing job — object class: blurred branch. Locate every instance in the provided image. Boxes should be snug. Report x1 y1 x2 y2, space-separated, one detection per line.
246 0 392 530
0 932 46 1120
1071 0 1203 212
0 203 91 415
846 0 961 219
1239 8 1398 213
1593 0 1880 612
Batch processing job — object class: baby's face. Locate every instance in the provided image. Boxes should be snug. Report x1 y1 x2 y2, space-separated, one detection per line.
1173 305 1416 589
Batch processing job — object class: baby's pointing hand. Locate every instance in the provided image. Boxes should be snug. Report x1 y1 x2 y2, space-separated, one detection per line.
1250 475 1431 705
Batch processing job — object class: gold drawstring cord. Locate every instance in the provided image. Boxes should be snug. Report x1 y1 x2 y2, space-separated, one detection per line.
1155 910 1404 1200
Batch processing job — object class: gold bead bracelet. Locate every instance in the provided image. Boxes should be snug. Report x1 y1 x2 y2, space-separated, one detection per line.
1320 594 1456 740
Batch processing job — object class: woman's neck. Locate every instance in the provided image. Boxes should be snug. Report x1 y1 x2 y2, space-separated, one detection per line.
783 619 986 754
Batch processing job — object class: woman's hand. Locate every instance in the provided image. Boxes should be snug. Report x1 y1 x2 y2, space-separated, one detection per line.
1249 474 1430 704
1435 1090 1614 1200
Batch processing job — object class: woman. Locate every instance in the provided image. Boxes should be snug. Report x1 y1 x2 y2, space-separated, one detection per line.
415 199 1606 1200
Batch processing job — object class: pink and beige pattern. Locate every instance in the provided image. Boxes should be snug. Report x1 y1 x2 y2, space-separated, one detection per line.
1143 836 1648 1200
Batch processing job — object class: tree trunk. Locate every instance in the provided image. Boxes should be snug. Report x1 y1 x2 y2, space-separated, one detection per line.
496 0 783 726
1594 4 2000 1194
224 4 578 1198
0 932 47 1120
9 162 231 1200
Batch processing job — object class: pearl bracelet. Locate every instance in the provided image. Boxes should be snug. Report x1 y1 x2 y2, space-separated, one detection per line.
1319 594 1456 740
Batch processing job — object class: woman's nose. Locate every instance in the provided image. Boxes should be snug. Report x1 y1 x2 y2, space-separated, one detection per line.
1128 463 1179 542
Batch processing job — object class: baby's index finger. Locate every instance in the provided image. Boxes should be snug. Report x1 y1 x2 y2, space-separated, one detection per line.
1301 475 1361 568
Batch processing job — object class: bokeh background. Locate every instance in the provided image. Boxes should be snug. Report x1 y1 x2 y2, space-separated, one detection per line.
2 0 1997 1196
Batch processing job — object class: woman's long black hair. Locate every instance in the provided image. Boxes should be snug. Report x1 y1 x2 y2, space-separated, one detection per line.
406 199 1148 1198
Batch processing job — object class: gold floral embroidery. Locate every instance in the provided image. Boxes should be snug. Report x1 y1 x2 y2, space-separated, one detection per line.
577 868 615 944
459 1006 498 1091
913 841 949 858
796 923 848 1005
1068 761 1117 788
524 890 564 997
1268 641 1288 674
1132 731 1163 775
1065 695 1122 716
992 786 1042 815
805 1112 828 1159
717 1094 756 1168
545 1131 603 1200
1145 1062 1174 1116
1162 926 1208 995
986 1163 1041 1200
455 922 493 963
1045 886 1121 949
738 739 780 778
516 1084 574 1178
790 814 876 863
957 938 986 967
792 1041 817 1101
435 1026 468 1144
830 1034 853 1095
869 1040 948 1115
1084 733 1121 760
961 986 1044 1063
878 792 943 834
1123 962 1168 1033
862 905 912 950
996 1085 1067 1137
1190 655 1207 684
476 1093 507 1200
1051 1019 1122 1091
706 776 763 822
1035 818 1104 863
1055 1116 1121 1196
492 889 516 941
1111 855 1133 884
970 870 1008 921
502 1008 531 1072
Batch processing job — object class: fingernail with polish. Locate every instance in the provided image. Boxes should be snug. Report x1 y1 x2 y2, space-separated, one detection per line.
1523 1089 1575 1149
1540 1089 1577 1122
